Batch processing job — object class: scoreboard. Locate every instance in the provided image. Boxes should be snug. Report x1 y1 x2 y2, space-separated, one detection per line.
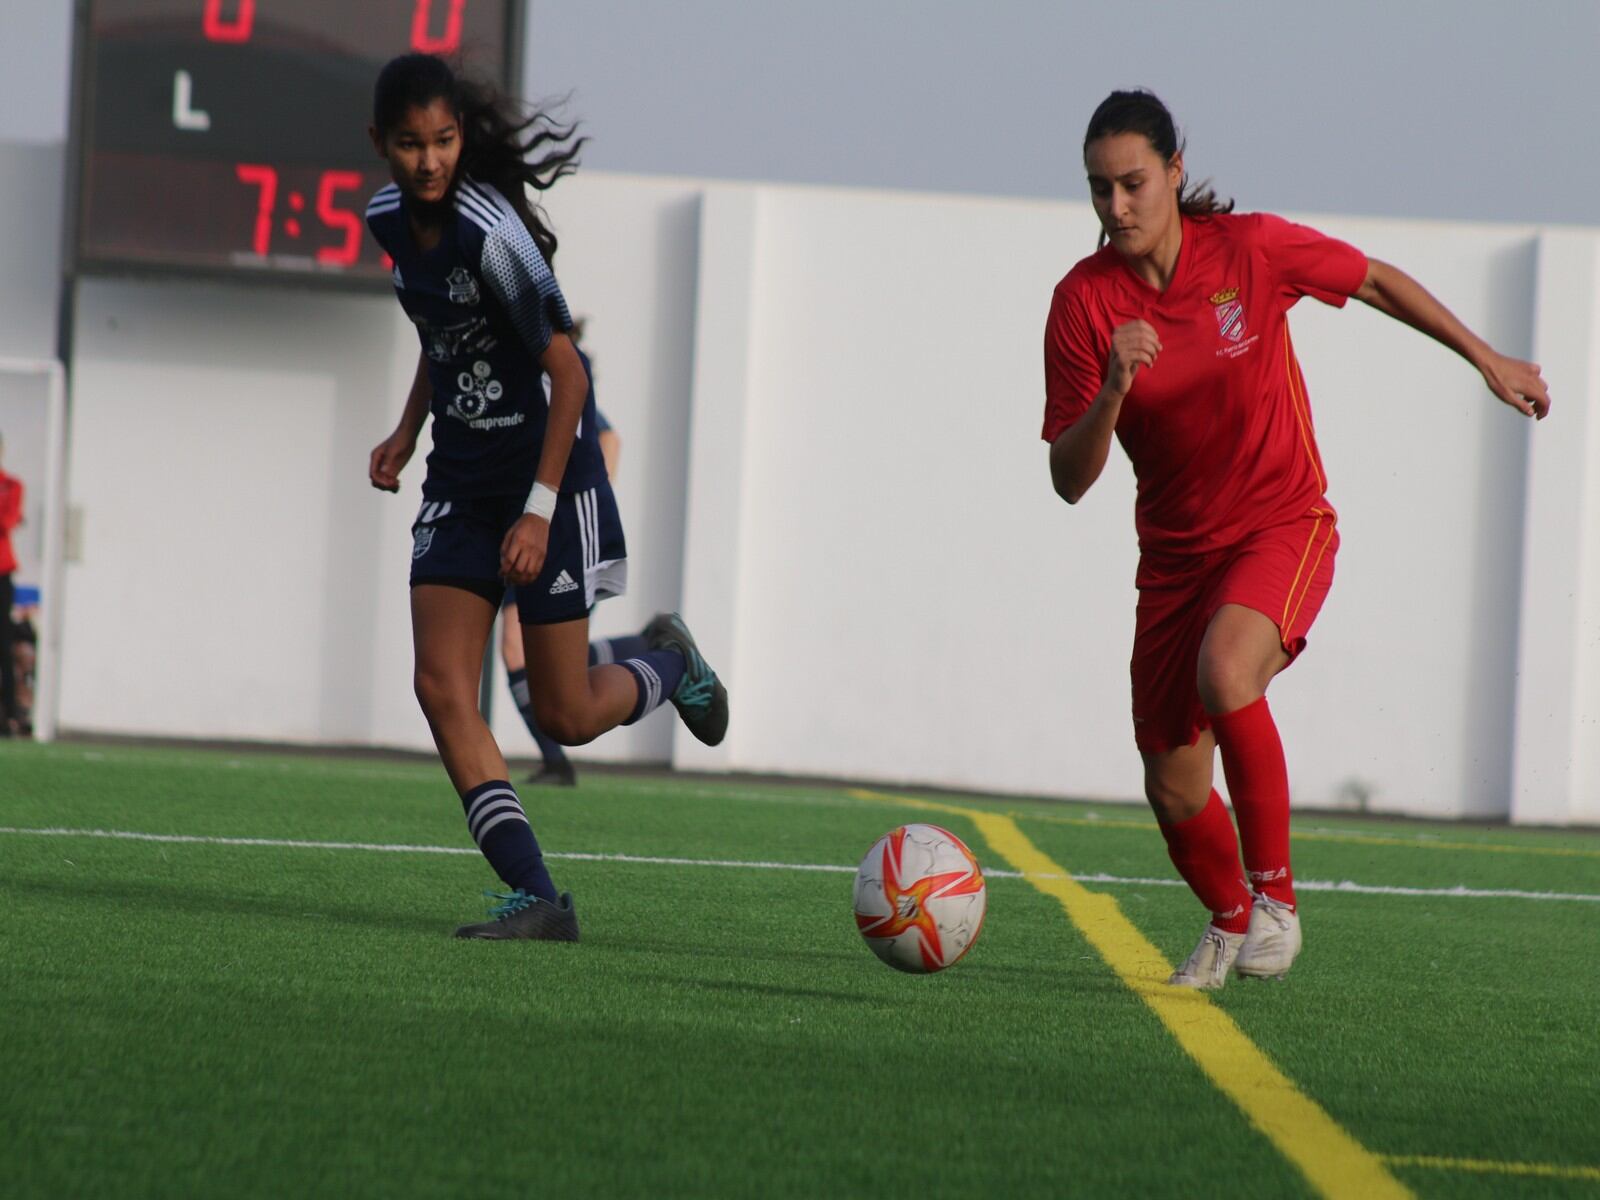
70 0 521 287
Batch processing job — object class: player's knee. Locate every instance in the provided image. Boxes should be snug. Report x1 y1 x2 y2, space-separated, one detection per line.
1144 773 1206 824
530 699 594 747
1195 649 1259 715
413 668 473 725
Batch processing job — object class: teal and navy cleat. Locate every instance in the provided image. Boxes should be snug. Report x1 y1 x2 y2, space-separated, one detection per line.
453 890 580 941
644 612 729 746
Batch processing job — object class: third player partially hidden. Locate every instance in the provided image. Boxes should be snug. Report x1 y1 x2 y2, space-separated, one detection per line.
1043 90 1550 989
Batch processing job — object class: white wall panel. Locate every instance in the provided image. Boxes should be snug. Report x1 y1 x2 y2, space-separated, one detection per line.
1512 233 1600 826
62 277 429 749
675 182 1563 819
61 358 337 738
1266 216 1539 817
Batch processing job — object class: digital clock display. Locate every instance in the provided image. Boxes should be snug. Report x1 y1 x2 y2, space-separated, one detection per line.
73 0 518 286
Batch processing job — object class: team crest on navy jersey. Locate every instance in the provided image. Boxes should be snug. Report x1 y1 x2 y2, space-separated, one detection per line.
447 267 481 306
1210 287 1246 343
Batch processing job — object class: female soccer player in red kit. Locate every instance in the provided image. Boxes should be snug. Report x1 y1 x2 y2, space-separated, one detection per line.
1043 90 1549 989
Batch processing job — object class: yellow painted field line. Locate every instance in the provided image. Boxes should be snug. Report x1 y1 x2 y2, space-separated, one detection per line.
1001 808 1600 859
1381 1154 1600 1183
853 788 1412 1200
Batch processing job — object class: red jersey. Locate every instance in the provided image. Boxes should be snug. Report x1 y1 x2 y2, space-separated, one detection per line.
1042 212 1368 559
0 470 22 576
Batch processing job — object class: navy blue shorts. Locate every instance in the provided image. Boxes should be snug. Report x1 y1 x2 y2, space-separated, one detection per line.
410 486 628 625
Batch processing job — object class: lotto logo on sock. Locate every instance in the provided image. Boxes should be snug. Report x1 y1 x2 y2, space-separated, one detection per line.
549 569 580 596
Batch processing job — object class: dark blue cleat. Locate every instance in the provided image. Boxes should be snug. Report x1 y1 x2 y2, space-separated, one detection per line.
644 612 729 747
453 890 580 941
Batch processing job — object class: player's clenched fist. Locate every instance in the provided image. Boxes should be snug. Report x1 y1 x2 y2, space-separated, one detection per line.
368 430 415 492
1105 320 1162 398
500 514 550 585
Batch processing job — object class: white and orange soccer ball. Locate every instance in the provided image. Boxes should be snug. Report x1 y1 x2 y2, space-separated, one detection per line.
852 823 987 973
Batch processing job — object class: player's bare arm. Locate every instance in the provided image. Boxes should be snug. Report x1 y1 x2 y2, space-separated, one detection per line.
1050 320 1160 504
1355 258 1551 419
598 428 622 480
368 351 432 492
500 331 587 583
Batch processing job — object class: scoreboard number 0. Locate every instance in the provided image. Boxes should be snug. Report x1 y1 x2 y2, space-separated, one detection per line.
201 1 471 56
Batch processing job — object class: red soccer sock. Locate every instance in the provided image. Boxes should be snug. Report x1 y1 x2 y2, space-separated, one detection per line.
1211 696 1297 908
1157 789 1253 934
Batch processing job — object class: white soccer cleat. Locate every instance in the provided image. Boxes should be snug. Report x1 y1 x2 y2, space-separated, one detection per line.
1168 925 1247 990
1234 893 1302 980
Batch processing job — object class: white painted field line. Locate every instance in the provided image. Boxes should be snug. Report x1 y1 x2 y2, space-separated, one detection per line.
3 825 1597 905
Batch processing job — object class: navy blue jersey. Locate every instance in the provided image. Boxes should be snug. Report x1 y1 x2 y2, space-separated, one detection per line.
365 177 608 501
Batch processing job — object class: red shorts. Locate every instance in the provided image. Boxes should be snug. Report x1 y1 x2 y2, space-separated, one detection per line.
1130 511 1339 753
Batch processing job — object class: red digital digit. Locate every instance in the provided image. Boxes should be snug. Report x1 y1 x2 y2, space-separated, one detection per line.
234 163 277 256
411 0 465 54
315 171 366 266
202 0 256 43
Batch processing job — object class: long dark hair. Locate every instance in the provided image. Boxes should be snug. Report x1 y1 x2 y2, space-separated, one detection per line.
373 53 585 266
1083 89 1231 247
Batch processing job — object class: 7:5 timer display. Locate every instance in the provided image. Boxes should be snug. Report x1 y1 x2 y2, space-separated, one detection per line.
72 0 517 286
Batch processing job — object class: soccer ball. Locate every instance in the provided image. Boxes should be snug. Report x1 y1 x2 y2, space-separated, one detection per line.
852 823 987 973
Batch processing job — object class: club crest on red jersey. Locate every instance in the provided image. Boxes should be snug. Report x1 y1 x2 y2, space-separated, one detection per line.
1210 287 1246 344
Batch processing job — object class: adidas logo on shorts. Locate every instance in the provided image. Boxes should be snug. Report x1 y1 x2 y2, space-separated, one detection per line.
549 569 580 596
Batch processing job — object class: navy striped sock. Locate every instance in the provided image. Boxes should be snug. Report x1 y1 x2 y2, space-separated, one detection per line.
459 780 557 901
589 635 649 666
506 668 569 767
619 649 687 724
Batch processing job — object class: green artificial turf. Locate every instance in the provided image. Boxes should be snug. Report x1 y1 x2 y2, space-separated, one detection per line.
2 740 1596 1199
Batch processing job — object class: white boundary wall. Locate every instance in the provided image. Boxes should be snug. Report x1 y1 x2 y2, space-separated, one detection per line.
657 179 1597 825
49 169 1600 825
1512 234 1600 826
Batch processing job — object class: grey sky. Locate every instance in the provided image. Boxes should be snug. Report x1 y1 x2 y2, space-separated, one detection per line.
4 0 1596 225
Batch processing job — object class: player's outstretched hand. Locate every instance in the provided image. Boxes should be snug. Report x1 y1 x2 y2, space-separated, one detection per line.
1479 351 1551 421
369 431 416 492
1106 320 1162 398
500 514 550 586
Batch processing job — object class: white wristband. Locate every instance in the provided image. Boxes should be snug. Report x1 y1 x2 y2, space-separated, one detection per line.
523 482 558 520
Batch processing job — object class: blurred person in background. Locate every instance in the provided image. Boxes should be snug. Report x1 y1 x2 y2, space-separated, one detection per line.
0 432 24 736
1043 89 1549 990
499 396 649 790
9 589 36 737
500 363 648 788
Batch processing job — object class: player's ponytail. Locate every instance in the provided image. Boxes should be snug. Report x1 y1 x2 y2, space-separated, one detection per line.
373 54 585 267
1082 89 1233 247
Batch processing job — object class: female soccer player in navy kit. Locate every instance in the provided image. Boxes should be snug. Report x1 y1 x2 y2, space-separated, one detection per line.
1044 90 1549 988
365 54 728 940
